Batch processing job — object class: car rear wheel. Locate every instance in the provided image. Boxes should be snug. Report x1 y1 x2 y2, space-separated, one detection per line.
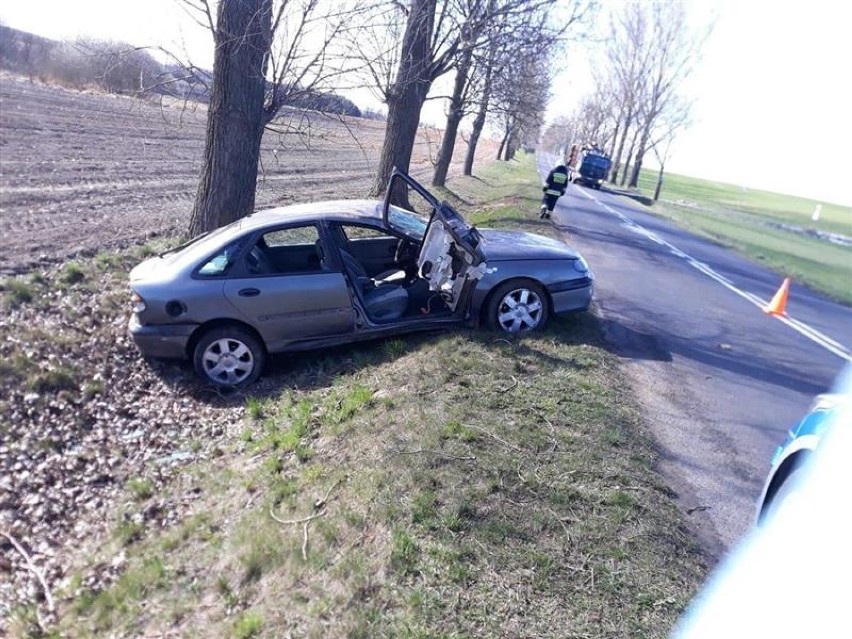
487 280 549 334
193 327 265 387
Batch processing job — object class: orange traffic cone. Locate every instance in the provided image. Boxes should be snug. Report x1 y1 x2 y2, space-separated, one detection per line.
763 277 790 315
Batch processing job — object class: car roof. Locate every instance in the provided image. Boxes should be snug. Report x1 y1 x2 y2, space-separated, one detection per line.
146 199 388 277
238 199 384 231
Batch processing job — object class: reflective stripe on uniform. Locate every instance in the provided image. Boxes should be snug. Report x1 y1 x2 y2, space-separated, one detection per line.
552 173 567 184
545 189 562 196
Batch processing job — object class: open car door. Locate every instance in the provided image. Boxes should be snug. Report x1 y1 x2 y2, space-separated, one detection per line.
383 169 490 311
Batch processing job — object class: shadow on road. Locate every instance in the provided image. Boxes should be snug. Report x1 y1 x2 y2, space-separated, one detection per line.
597 184 655 206
592 304 827 397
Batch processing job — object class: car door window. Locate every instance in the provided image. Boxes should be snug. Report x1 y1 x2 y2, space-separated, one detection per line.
340 225 395 242
246 225 325 275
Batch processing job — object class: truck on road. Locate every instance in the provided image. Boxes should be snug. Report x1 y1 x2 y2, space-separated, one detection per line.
574 150 611 190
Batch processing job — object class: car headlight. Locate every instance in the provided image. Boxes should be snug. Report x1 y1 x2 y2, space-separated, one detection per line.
131 291 147 313
572 257 589 274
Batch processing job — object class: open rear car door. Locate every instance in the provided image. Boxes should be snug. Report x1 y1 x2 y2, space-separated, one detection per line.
383 169 490 311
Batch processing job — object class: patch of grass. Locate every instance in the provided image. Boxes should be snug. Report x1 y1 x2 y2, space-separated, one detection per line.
256 398 313 452
73 556 169 629
441 419 477 443
1 278 35 307
81 378 105 399
235 511 289 583
93 250 126 272
383 338 407 358
264 454 284 475
629 168 852 304
330 384 373 424
0 352 39 387
126 476 153 501
232 610 263 638
390 528 419 575
269 478 298 507
26 366 79 394
114 520 144 546
410 489 438 525
246 396 264 421
59 261 86 286
636 168 852 235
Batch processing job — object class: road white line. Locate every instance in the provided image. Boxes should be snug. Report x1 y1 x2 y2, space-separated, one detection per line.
571 184 852 363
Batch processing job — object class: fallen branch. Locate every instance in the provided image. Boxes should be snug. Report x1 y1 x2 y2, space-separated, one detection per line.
496 376 519 393
270 476 347 561
269 507 327 526
465 425 524 453
302 521 311 562
546 507 572 540
391 448 476 461
1 530 55 628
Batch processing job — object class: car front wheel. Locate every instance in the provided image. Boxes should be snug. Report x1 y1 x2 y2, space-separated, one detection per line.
487 280 549 334
193 327 265 387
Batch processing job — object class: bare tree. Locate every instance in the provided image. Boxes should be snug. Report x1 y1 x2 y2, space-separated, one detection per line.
541 114 578 158
604 3 651 184
553 2 708 191
184 0 362 235
647 96 692 200
462 36 497 175
626 3 708 188
74 38 165 94
187 0 272 236
432 0 587 185
491 44 551 161
367 0 445 196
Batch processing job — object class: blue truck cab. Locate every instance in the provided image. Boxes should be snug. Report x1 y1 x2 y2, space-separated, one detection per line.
576 152 611 190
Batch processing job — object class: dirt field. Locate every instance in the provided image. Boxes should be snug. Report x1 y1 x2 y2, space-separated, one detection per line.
0 74 496 275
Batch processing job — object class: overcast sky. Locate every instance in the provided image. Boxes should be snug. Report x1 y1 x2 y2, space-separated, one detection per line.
2 0 851 206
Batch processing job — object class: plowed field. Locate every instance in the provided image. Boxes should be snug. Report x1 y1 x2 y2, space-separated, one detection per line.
0 74 495 274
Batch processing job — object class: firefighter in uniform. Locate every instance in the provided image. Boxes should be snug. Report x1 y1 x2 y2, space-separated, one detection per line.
540 164 569 219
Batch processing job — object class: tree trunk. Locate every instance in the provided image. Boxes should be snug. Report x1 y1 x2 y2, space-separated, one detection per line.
607 115 621 164
620 125 641 187
610 107 633 184
496 128 509 160
370 0 436 196
188 0 272 237
432 48 473 187
629 126 651 187
629 148 644 188
464 86 491 175
653 161 664 201
504 130 517 161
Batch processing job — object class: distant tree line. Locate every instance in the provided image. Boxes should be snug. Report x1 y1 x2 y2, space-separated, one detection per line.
542 3 711 199
0 24 360 116
0 25 164 95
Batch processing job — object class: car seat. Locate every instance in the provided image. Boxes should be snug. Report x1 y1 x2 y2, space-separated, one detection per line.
338 249 408 321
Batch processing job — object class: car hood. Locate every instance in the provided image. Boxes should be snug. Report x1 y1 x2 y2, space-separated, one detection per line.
478 229 580 261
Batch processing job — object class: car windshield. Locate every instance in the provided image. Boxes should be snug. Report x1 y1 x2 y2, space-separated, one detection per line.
387 205 428 241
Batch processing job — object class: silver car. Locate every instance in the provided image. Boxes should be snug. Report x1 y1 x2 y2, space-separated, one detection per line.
128 171 594 386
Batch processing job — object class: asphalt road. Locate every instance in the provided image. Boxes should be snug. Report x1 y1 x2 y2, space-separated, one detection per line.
538 155 852 560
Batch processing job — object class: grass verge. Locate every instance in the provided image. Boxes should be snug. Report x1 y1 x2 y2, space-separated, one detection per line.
626 169 852 305
51 155 707 638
